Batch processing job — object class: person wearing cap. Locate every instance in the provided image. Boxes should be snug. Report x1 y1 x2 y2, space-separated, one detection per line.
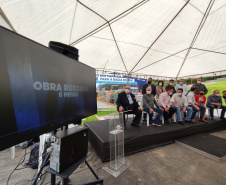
117 85 143 127
193 78 208 95
156 80 166 99
143 87 164 126
207 90 226 120
165 79 176 97
175 79 188 96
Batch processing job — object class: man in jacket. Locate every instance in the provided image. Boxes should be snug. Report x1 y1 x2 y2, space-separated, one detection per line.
142 77 156 121
142 77 156 96
117 85 143 127
207 90 226 120
165 79 176 97
143 87 164 126
193 78 208 95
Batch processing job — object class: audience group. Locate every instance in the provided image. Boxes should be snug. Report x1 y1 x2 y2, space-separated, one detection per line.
117 77 226 128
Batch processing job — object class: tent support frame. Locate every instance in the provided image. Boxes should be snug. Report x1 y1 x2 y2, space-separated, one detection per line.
191 48 226 56
76 0 128 73
132 48 188 74
70 0 149 46
128 0 191 75
176 0 216 79
0 8 17 32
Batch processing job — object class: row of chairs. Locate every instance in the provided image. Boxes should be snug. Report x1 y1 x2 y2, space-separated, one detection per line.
120 106 220 127
120 110 165 127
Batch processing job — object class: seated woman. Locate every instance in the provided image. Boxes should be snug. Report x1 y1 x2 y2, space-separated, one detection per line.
195 90 207 121
156 80 166 99
143 87 164 126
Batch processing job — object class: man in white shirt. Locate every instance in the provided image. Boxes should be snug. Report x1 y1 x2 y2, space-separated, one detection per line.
175 79 188 96
171 88 192 124
158 86 177 124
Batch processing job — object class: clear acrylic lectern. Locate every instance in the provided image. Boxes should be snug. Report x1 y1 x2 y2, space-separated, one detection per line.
103 112 131 177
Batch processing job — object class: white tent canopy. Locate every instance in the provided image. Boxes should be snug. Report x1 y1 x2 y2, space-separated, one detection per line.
0 0 226 79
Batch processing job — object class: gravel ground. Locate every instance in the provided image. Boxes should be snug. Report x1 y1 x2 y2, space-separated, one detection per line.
1 129 226 185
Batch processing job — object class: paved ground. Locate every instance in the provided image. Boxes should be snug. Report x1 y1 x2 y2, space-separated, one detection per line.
1 129 226 185
97 101 115 109
203 77 226 85
210 130 226 139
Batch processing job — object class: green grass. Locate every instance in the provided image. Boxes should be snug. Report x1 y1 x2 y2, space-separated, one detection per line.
81 111 117 126
81 81 226 126
205 81 226 98
96 111 117 116
98 108 117 110
189 81 226 98
201 81 226 106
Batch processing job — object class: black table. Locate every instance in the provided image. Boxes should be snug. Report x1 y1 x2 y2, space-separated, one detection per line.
45 153 103 185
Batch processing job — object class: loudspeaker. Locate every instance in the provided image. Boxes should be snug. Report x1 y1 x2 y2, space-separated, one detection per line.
49 41 79 61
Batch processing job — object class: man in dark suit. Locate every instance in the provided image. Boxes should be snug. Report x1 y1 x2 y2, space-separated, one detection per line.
165 79 176 97
117 85 143 127
142 77 156 96
142 77 156 121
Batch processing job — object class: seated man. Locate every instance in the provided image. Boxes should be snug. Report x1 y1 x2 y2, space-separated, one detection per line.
142 77 156 121
207 90 226 120
187 86 207 123
143 87 164 126
171 88 193 124
158 86 177 124
117 85 143 127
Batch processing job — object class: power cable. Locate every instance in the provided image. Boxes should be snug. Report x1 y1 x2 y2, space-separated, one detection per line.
6 148 28 185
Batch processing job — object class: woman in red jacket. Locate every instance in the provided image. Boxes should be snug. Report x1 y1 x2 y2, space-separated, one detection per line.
195 90 207 120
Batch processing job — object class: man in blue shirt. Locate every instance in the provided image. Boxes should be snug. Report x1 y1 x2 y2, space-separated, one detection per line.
175 79 188 96
207 90 226 120
187 86 207 123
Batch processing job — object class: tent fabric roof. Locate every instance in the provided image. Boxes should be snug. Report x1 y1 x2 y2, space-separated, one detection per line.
0 0 226 79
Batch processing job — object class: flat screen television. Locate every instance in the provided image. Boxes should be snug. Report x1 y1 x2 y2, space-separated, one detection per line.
0 26 97 151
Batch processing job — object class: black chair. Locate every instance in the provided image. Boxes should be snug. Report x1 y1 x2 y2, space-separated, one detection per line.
119 110 134 128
